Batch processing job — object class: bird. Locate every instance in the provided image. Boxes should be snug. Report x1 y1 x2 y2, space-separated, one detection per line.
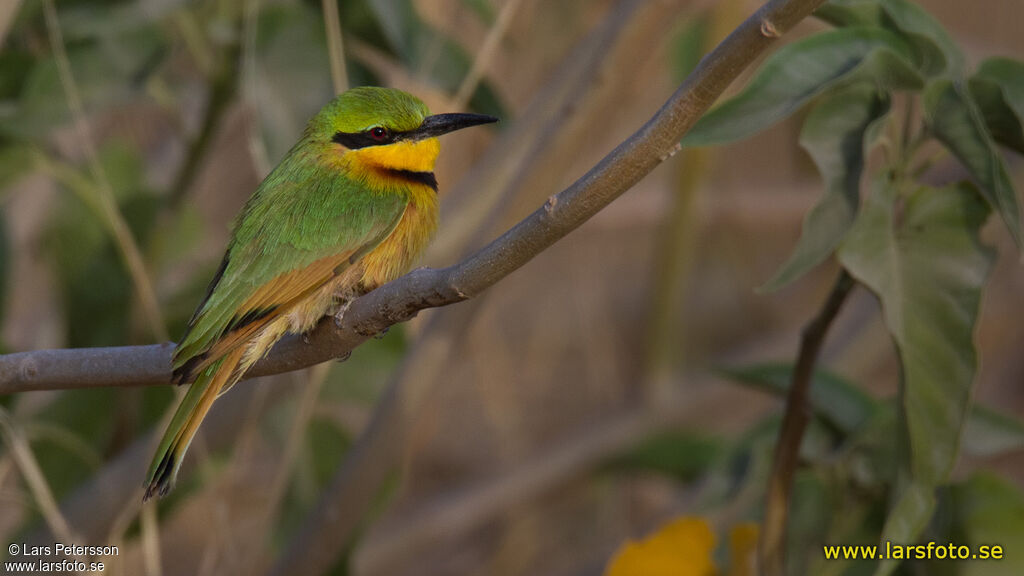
143 86 497 500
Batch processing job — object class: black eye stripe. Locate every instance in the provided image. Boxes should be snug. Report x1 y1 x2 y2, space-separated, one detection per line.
332 132 379 149
332 128 407 149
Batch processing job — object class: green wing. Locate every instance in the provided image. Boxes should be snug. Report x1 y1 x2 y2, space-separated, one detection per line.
172 151 406 381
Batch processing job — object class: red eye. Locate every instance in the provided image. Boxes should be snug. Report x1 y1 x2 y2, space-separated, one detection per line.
370 127 388 141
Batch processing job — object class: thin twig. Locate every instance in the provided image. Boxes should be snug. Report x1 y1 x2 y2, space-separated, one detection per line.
0 408 79 546
168 39 242 206
321 0 348 95
41 0 169 342
759 270 855 576
452 0 524 108
140 503 162 576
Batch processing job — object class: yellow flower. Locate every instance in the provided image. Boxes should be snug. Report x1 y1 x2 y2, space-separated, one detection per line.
603 517 760 576
604 517 716 576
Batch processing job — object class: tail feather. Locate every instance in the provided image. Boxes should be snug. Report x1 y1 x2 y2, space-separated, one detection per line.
144 347 246 501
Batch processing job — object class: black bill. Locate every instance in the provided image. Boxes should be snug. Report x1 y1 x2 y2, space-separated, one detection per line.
411 113 499 140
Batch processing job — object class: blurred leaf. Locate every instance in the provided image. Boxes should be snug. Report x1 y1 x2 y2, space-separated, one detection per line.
815 0 886 28
968 78 1024 155
96 139 146 201
351 0 506 117
29 388 120 498
924 79 1022 249
49 191 132 346
817 0 963 76
55 0 184 38
24 421 104 472
48 142 157 347
842 404 900 490
682 28 920 147
0 27 164 140
873 482 936 576
605 430 724 481
459 0 495 23
0 145 36 191
838 179 994 483
0 49 34 100
719 363 877 436
252 3 334 164
731 360 1024 461
671 15 709 83
969 57 1024 154
876 0 962 77
761 84 890 291
974 58 1024 122
365 0 418 59
786 471 833 576
962 405 1024 458
950 473 1024 576
277 416 353 542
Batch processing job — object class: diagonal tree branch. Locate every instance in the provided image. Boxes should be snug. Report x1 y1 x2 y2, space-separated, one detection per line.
0 0 826 398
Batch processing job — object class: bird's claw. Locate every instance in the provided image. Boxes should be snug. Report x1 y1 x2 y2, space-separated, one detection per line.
373 326 390 340
333 299 353 329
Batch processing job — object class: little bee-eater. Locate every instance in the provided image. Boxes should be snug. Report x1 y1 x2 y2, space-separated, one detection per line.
144 87 496 500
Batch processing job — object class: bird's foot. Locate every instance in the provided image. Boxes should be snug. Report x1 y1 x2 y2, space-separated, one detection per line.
333 299 353 329
374 326 390 340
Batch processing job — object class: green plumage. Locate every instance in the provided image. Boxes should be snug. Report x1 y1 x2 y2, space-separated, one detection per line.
171 146 406 368
144 86 496 500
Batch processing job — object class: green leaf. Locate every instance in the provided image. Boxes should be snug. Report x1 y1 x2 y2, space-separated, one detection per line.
962 405 1024 458
816 0 886 28
873 481 936 576
838 179 994 483
969 57 1024 154
761 84 890 291
818 0 964 77
605 430 724 481
718 363 877 435
950 473 1024 575
683 28 920 147
730 360 1024 461
975 58 1024 122
877 0 963 77
924 79 1022 249
969 78 1024 155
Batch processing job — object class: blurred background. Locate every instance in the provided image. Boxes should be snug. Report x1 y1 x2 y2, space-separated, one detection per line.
0 0 1022 575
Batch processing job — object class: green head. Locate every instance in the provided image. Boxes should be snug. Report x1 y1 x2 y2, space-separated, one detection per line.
312 86 430 136
307 87 497 156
